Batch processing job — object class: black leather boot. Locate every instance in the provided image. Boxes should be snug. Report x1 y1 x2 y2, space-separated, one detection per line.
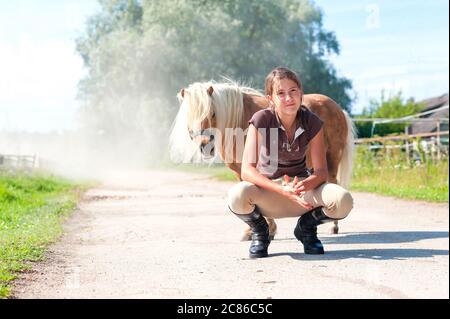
229 206 270 258
294 207 337 255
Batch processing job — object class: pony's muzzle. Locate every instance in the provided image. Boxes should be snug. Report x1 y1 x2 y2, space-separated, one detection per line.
190 128 216 158
200 135 215 158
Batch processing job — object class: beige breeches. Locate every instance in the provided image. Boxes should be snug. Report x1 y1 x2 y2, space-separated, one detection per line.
227 178 353 219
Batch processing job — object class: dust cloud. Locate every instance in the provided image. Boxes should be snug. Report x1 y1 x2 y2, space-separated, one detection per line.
0 90 178 181
0 126 162 180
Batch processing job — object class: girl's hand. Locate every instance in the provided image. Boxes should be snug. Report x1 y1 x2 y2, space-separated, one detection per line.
293 177 316 196
281 175 314 210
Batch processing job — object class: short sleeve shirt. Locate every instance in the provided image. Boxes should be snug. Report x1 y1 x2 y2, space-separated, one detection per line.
248 106 323 179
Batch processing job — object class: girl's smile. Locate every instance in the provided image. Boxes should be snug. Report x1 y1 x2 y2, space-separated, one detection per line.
269 78 303 116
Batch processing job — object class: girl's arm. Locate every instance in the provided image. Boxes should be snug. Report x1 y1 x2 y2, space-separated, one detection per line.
294 127 328 195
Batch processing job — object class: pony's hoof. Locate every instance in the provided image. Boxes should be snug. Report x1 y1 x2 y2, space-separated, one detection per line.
329 226 339 234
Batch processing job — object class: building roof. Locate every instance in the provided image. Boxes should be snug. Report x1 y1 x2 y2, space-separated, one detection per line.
410 93 449 134
418 93 449 112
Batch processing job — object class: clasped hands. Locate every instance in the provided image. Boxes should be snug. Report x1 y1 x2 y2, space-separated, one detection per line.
280 175 314 210
282 175 309 195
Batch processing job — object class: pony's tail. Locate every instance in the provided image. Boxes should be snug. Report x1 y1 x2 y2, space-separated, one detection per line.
336 111 357 189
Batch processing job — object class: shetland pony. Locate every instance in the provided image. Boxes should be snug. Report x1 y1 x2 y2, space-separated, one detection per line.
169 81 356 240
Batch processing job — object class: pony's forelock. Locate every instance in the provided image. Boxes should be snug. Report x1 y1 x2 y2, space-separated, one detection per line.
168 96 199 163
184 82 214 131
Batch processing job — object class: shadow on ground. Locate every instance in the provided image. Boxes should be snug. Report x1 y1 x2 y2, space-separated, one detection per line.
321 231 449 244
270 248 448 261
274 231 448 244
269 231 449 260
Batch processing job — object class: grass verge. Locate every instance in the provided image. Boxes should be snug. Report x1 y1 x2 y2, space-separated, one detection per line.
351 159 448 202
0 171 87 298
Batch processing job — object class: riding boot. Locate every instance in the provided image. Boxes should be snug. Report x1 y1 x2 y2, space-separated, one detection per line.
294 207 337 255
229 206 270 258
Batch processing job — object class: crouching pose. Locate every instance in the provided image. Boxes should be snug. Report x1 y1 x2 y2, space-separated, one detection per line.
227 67 354 258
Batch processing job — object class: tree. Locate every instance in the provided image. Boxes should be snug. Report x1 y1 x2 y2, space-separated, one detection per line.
75 0 354 163
355 91 425 138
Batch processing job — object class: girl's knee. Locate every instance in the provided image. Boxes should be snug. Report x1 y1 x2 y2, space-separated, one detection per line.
227 181 258 213
335 190 353 219
321 184 354 219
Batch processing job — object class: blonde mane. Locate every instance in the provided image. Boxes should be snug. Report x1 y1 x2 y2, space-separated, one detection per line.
169 80 263 163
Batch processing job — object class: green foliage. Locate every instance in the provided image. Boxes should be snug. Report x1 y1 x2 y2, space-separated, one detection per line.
0 173 82 298
76 0 354 163
76 0 143 67
355 91 424 138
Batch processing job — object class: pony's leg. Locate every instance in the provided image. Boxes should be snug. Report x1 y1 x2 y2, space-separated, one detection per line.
241 218 277 241
326 183 340 234
267 218 277 240
331 220 339 234
326 152 340 234
241 226 252 241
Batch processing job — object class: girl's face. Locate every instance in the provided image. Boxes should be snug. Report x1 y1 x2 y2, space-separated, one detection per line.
268 78 302 117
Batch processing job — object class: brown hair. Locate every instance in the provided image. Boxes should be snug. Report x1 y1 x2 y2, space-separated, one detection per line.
264 67 302 96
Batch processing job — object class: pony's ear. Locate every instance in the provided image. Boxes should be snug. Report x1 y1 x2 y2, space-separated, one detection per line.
180 88 185 98
207 86 214 96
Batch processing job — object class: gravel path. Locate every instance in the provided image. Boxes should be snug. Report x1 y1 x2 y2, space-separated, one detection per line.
12 170 449 299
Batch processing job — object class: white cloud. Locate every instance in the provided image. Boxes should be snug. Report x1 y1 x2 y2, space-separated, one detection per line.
0 1 100 132
0 35 85 131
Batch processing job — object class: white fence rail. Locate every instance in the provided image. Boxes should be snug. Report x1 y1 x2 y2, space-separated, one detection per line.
0 154 38 173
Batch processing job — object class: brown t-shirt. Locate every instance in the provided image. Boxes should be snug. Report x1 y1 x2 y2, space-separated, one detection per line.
248 106 323 179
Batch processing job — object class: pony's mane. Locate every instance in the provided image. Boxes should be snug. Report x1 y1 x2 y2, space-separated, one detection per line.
183 80 262 134
169 80 263 163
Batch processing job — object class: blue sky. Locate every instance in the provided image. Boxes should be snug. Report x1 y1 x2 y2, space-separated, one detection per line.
0 0 448 132
314 0 449 110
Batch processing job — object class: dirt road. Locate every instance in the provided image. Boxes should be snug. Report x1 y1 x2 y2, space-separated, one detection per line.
12 170 449 299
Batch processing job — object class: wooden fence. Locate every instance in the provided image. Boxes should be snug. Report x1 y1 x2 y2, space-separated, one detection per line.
355 130 449 162
353 110 449 161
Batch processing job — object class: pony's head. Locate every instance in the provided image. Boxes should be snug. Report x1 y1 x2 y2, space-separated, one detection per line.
169 81 248 163
180 83 218 156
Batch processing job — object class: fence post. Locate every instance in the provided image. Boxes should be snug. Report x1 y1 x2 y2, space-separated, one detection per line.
436 120 441 161
404 125 410 165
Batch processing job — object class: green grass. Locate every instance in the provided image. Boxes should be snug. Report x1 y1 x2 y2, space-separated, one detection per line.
0 171 87 298
351 146 449 202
